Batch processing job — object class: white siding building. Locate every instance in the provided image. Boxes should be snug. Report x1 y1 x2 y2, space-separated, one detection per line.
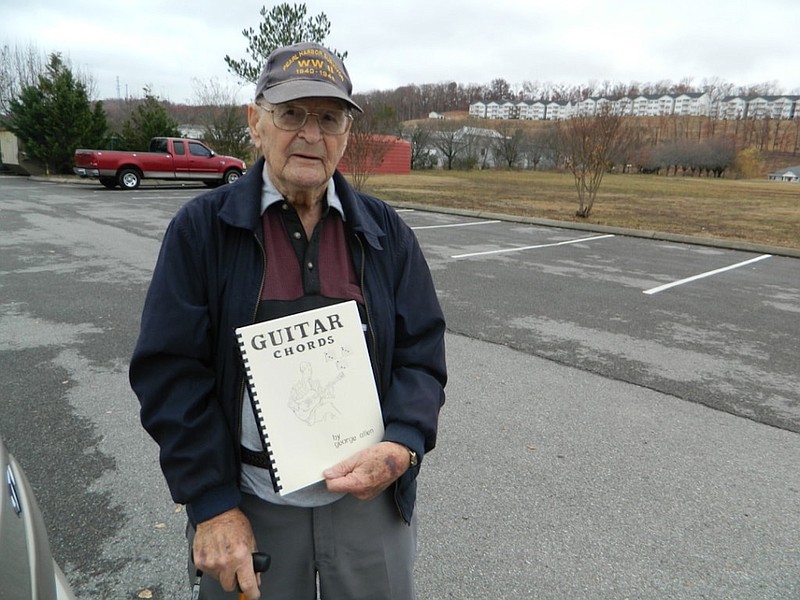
545 101 573 120
469 102 487 118
767 166 800 182
467 92 800 121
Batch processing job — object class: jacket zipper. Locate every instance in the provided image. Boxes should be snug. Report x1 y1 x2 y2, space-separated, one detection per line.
237 232 268 462
355 233 381 394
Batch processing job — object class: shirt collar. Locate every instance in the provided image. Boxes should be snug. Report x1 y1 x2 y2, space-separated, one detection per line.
259 162 345 219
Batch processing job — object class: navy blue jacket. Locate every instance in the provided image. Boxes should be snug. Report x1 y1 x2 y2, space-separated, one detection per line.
129 158 446 525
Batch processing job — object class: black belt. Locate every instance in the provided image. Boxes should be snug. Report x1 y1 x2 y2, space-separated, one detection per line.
240 446 272 469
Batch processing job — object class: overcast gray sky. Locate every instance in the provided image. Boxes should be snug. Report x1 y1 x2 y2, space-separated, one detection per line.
3 0 799 104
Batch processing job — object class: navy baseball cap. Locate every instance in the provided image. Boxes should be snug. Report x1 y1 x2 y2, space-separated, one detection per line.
255 42 362 112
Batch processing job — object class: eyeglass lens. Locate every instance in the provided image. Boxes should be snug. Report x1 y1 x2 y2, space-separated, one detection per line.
273 105 350 134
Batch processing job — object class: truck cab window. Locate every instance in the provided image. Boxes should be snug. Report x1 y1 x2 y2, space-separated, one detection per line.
150 139 168 153
189 142 212 158
173 142 185 155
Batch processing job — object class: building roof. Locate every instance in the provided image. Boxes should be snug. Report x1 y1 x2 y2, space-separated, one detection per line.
769 165 800 176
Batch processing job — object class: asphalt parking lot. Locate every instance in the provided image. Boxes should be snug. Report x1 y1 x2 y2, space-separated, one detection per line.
1 175 798 598
398 208 800 434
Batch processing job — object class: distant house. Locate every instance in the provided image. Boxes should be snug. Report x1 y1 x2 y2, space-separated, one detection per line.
767 166 800 182
425 126 506 169
631 95 650 116
0 129 18 170
577 97 597 116
676 92 712 117
746 96 800 120
719 96 749 119
528 101 547 120
0 128 44 175
179 124 206 139
468 102 486 118
545 100 572 120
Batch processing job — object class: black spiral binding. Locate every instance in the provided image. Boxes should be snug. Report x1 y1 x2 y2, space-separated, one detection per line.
236 331 283 493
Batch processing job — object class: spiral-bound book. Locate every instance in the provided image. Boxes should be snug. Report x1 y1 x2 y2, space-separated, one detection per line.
235 300 384 495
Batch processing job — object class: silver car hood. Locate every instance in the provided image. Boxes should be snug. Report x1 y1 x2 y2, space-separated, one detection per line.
1 437 75 599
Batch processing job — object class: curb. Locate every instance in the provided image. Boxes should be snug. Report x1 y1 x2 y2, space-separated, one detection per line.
27 174 205 190
389 201 800 259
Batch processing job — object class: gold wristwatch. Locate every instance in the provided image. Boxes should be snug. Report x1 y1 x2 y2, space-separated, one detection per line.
408 448 418 467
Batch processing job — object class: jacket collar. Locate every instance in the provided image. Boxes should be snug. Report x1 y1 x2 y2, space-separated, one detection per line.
218 156 385 250
217 157 265 231
332 170 385 251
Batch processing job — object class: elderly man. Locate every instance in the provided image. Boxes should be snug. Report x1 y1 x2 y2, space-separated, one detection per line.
129 42 447 600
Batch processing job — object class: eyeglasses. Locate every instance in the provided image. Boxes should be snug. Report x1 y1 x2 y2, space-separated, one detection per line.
256 101 353 135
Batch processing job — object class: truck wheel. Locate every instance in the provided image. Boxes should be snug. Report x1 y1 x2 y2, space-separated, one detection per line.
223 169 242 185
99 177 117 189
118 168 141 190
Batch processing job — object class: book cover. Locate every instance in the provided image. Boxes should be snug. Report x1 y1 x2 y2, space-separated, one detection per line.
235 300 384 495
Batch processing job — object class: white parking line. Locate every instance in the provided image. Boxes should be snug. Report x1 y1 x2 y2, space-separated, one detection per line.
643 254 773 295
126 194 195 200
412 220 501 231
451 234 615 259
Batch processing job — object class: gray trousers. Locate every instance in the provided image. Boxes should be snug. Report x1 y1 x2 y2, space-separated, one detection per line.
187 490 418 600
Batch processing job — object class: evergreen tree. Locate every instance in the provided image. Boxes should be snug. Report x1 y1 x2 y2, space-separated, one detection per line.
119 89 181 150
5 53 107 174
224 3 343 85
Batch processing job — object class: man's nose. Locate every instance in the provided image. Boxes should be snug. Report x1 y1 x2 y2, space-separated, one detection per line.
298 113 325 139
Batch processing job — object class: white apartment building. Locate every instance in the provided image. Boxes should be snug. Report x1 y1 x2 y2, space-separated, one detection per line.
468 93 797 121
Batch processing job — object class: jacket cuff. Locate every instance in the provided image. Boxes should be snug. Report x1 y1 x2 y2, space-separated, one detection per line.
185 483 242 526
383 422 425 464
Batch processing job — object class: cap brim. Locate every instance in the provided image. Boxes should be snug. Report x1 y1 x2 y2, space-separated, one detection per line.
261 80 363 112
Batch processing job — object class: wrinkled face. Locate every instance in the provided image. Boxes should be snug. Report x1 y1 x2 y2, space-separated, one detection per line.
248 97 350 200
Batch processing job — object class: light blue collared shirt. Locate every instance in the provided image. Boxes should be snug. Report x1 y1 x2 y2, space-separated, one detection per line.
258 162 345 219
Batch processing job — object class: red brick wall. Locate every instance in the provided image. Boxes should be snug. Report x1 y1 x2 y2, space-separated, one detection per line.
339 136 411 175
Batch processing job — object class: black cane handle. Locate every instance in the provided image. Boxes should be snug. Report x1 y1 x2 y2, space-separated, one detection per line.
191 552 271 599
252 552 271 573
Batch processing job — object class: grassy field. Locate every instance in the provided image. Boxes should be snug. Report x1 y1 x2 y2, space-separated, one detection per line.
362 170 800 251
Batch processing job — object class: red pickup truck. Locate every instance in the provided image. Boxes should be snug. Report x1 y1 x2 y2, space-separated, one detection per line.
73 137 247 190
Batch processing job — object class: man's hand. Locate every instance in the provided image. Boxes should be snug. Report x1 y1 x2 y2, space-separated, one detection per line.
193 508 261 599
323 441 411 500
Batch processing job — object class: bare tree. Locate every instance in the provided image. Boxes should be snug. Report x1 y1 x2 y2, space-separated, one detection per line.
341 103 398 190
192 77 250 160
430 121 466 170
521 127 555 170
457 127 484 170
554 105 628 218
492 122 526 169
0 42 45 115
489 78 512 101
403 123 435 169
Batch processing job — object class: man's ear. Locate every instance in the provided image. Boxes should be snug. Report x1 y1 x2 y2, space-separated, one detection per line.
247 104 262 149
